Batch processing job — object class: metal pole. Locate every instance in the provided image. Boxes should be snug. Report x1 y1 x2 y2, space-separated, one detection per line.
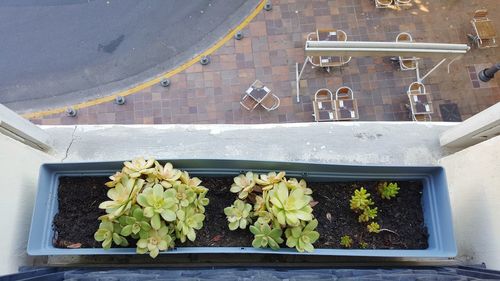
418 58 447 83
478 63 500 82
296 57 310 103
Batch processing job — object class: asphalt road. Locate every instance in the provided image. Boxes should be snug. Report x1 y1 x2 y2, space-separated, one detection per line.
0 0 257 112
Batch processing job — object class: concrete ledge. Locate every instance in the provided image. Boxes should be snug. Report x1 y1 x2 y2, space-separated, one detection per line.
42 122 454 165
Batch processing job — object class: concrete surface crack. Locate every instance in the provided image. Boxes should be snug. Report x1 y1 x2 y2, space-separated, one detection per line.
62 126 77 162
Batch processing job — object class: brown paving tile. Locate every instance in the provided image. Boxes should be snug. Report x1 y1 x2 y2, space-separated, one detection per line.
29 0 500 126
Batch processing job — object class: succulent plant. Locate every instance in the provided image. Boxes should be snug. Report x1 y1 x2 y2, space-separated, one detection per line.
123 157 156 178
180 171 202 188
285 219 320 253
269 182 313 227
99 175 144 220
193 190 210 213
377 182 400 200
94 221 129 249
154 161 182 188
224 199 252 230
350 187 374 211
119 206 151 238
340 235 353 248
359 241 369 249
175 207 206 243
137 184 179 230
230 172 257 199
358 206 378 223
136 223 173 258
173 183 196 207
105 171 126 188
285 178 312 195
367 222 381 233
249 222 284 250
255 171 286 190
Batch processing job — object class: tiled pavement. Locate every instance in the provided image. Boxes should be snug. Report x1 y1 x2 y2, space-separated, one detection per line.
30 0 500 125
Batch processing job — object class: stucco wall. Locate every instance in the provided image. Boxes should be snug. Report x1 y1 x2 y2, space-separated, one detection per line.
0 134 55 275
439 136 500 269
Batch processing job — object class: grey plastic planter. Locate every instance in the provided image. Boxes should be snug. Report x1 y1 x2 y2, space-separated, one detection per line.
28 160 456 257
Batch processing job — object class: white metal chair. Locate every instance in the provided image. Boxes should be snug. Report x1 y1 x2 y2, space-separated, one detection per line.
260 94 280 111
315 89 333 101
395 0 412 6
396 32 419 71
336 87 354 100
240 95 259 111
470 9 497 49
375 0 393 8
407 82 426 94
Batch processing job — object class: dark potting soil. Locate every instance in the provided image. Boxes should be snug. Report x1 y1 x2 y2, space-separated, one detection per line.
53 177 427 249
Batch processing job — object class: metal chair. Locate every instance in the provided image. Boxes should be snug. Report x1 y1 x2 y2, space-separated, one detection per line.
260 94 280 111
407 82 426 94
336 86 354 100
396 32 418 71
240 95 259 111
375 0 393 8
470 9 497 49
395 0 412 6
315 89 333 101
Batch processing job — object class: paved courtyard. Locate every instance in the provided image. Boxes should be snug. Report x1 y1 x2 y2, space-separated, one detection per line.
29 0 500 125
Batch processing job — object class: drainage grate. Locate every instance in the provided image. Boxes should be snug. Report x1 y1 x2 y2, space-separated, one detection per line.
439 103 462 122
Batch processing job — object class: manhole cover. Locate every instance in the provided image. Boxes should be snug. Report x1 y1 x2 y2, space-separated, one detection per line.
439 103 462 122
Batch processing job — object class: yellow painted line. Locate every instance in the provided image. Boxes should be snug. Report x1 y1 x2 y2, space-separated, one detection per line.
23 0 266 119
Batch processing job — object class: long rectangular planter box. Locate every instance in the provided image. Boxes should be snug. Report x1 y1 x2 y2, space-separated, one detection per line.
28 159 456 257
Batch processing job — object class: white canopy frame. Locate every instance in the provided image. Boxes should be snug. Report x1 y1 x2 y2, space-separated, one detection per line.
295 41 470 102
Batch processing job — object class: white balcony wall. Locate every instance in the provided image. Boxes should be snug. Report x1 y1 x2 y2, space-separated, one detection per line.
0 133 56 275
440 136 500 270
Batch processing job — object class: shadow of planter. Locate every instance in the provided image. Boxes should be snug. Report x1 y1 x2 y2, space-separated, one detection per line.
28 159 456 257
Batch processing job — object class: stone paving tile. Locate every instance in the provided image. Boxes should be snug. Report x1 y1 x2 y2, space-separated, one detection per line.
30 0 500 125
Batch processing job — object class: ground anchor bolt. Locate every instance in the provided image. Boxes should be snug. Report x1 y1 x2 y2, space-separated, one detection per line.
235 31 243 40
160 79 170 87
200 56 210 65
65 107 77 117
264 1 272 11
115 96 126 105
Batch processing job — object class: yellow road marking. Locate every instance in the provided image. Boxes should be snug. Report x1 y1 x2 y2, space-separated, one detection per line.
23 0 265 119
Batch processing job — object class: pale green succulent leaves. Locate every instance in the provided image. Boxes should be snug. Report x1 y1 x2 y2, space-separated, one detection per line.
230 172 256 199
137 184 178 229
136 224 173 258
99 175 144 220
269 182 313 227
95 158 209 258
250 223 283 250
175 207 205 242
224 199 252 230
285 219 320 253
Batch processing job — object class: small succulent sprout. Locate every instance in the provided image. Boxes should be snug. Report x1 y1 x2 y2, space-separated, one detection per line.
377 182 400 200
253 195 266 212
179 171 202 188
173 183 197 207
193 190 210 213
359 241 369 249
94 221 129 249
269 182 313 227
137 184 179 229
119 206 151 238
285 177 312 195
358 206 378 223
367 222 381 233
175 207 206 242
255 171 286 190
350 187 374 211
155 161 182 188
123 157 156 178
224 199 253 230
136 224 173 258
105 170 126 187
285 219 320 253
255 210 274 225
99 175 145 220
249 222 284 250
340 235 353 248
230 172 256 199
